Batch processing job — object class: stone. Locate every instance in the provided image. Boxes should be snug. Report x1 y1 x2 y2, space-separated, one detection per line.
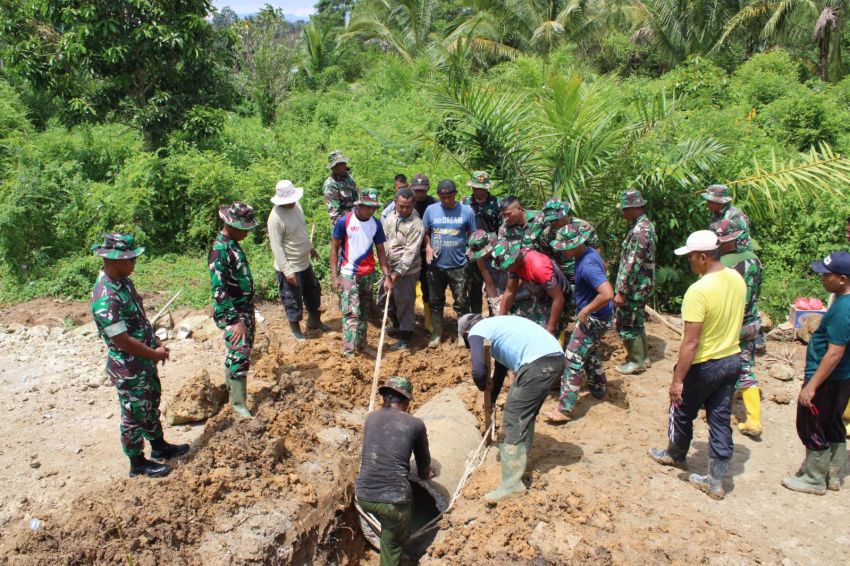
29 459 41 469
155 312 175 330
528 521 581 560
316 427 351 449
29 325 50 339
177 315 212 340
771 391 793 405
155 327 170 341
761 312 773 331
70 321 98 338
768 364 795 382
797 313 824 344
165 369 227 425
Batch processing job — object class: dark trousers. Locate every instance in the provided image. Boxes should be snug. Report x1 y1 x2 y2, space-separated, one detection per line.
427 265 469 315
503 354 566 445
667 354 739 461
275 266 322 322
357 498 412 566
466 262 484 315
796 378 850 450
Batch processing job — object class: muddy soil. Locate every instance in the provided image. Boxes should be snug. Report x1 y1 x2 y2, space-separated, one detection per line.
0 297 848 565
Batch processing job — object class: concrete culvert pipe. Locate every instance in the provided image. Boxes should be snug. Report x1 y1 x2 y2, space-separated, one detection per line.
359 386 482 557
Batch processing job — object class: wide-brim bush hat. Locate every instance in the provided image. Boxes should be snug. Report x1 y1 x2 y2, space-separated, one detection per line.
551 223 589 251
491 241 522 270
467 230 497 259
328 150 349 169
701 184 733 204
542 197 569 222
467 170 493 190
355 188 382 207
617 189 647 209
378 376 414 400
219 202 259 230
271 180 304 205
713 218 744 243
92 233 145 259
674 230 719 255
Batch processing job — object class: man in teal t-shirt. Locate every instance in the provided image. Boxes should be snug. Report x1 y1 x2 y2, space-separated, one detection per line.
783 251 850 495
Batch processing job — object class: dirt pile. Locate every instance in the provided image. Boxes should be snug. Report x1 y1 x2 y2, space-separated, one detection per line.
165 368 228 425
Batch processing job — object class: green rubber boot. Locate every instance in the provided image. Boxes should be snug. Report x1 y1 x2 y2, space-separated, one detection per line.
782 449 829 495
428 310 444 348
523 421 536 471
485 443 528 502
616 337 645 375
227 374 253 418
828 442 847 491
640 329 652 368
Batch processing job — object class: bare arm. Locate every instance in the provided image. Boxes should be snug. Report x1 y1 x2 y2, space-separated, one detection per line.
577 281 614 325
112 333 169 364
499 278 520 315
545 286 565 334
330 238 341 292
376 243 393 290
477 258 498 298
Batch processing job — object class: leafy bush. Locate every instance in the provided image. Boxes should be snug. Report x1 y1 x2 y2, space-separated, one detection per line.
732 50 802 108
755 85 840 150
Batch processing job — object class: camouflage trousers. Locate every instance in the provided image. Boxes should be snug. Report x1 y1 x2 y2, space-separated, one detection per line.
224 310 256 381
736 321 760 390
340 272 376 354
559 316 610 414
427 265 469 316
111 368 164 459
510 290 570 337
615 298 648 341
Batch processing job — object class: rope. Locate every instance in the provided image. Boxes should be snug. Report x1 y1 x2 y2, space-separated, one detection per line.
367 288 392 413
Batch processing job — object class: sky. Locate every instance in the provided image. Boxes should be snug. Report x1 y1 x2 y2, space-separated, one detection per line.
211 1 316 19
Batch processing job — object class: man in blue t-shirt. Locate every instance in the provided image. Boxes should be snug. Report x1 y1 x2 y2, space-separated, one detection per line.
458 314 566 502
783 251 850 495
543 223 614 423
422 179 477 347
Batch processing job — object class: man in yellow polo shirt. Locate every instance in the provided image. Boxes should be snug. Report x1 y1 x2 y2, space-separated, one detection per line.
649 230 746 500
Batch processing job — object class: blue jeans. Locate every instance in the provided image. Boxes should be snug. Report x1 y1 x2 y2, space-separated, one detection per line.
667 353 740 461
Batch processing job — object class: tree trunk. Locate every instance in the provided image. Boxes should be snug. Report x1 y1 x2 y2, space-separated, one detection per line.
819 34 829 82
827 12 844 83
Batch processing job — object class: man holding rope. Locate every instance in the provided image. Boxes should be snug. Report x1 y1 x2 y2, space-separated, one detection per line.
458 314 566 502
356 376 433 566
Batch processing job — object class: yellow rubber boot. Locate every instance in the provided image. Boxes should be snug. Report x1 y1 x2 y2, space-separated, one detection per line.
416 282 434 332
843 400 850 437
738 387 762 437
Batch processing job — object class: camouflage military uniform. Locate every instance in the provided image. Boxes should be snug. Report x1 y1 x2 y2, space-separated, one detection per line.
733 256 762 390
462 195 498 315
559 316 609 413
614 213 656 340
323 174 359 226
709 204 753 252
526 215 600 281
341 272 377 352
92 271 163 458
498 210 538 243
209 232 256 383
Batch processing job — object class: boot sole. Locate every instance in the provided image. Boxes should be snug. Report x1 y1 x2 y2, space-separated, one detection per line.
484 485 527 503
781 479 826 495
129 468 170 478
738 427 762 438
690 478 724 500
648 453 687 470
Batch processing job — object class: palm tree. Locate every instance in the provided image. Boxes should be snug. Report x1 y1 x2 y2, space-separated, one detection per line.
342 0 439 62
716 0 846 81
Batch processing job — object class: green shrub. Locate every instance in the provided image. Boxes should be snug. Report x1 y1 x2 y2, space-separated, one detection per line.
755 85 839 150
732 50 802 108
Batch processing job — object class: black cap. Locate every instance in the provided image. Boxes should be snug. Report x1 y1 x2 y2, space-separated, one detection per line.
436 179 457 194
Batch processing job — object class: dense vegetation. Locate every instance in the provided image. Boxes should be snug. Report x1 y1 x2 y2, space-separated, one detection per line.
1 0 849 320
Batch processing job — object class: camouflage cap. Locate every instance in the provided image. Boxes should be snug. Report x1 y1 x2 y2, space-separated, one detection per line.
356 188 382 207
617 189 647 210
713 218 745 243
378 376 414 401
701 184 732 204
219 202 259 231
542 197 570 222
327 150 349 169
491 240 522 270
467 230 497 259
467 170 493 190
411 173 430 189
91 233 145 260
550 222 590 251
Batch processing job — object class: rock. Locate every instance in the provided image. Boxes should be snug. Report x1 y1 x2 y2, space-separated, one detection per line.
48 327 66 340
70 321 98 338
317 427 351 449
254 308 265 323
529 521 581 560
155 312 174 330
768 364 796 382
797 313 824 344
29 459 41 469
87 375 102 389
761 312 773 331
177 314 212 340
771 391 793 405
7 323 26 334
155 327 170 341
165 369 227 425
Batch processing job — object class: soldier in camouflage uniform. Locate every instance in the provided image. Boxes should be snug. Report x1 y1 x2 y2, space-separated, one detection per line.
493 241 571 336
524 198 602 283
91 233 189 478
496 196 545 321
323 150 359 226
330 189 393 358
703 184 753 252
614 190 656 375
209 202 258 418
715 218 764 437
543 224 614 423
462 171 501 314
467 230 507 314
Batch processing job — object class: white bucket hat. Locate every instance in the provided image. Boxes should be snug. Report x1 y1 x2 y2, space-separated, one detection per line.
674 230 719 256
271 180 304 205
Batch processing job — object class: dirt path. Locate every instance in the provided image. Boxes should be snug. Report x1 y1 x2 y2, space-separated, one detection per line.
0 298 847 564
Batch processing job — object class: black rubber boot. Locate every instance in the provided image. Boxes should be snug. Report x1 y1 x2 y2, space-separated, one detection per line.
129 456 170 478
389 330 412 351
289 321 307 341
150 439 190 460
306 311 331 332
